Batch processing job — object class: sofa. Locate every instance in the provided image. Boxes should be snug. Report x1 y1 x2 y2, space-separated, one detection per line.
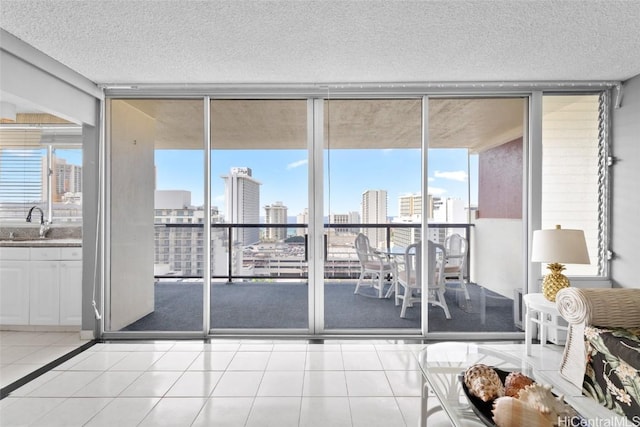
556 287 640 422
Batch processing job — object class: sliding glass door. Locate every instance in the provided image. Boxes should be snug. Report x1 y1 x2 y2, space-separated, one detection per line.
209 100 309 331
427 97 527 333
322 99 423 331
104 93 550 337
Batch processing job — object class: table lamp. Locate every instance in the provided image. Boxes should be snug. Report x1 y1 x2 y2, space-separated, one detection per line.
531 225 590 302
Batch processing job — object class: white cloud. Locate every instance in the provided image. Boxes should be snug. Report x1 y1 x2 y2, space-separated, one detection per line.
428 177 435 182
427 187 447 196
434 170 468 182
287 159 308 169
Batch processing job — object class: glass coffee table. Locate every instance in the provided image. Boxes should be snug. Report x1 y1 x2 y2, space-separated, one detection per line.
416 342 633 426
417 342 532 426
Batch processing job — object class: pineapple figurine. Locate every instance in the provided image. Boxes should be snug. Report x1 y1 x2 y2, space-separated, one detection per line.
542 262 570 302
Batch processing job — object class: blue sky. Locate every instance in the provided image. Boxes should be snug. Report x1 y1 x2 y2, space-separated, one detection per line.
154 148 478 217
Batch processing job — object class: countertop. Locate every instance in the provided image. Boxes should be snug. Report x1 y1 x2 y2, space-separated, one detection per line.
0 239 82 248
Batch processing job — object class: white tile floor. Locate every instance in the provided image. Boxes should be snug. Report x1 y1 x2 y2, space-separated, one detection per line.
1 338 445 426
5 338 611 427
0 331 91 389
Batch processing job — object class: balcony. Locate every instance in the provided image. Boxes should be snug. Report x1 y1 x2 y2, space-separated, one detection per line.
118 222 520 333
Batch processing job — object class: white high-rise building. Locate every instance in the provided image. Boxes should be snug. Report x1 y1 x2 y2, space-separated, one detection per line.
330 211 361 234
153 190 226 277
361 189 387 249
222 167 261 246
399 193 421 218
264 201 288 241
155 190 191 209
394 193 422 248
432 197 466 223
296 208 308 237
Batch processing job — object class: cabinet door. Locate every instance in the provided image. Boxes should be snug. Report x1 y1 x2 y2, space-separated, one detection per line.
0 261 30 324
29 261 60 325
59 261 82 325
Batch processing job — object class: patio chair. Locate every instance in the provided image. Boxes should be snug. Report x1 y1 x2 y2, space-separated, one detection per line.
396 241 451 319
353 233 396 298
443 233 471 301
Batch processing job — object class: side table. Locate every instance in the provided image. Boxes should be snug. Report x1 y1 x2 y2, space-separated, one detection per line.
523 293 568 356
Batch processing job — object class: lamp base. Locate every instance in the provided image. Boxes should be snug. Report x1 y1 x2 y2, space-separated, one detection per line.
542 263 570 302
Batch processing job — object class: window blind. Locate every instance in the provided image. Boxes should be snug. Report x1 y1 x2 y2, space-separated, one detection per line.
0 147 45 220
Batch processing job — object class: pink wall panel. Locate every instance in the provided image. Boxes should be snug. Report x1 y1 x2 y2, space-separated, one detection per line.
477 137 523 219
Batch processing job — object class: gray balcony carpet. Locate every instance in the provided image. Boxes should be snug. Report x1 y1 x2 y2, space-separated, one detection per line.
121 281 519 333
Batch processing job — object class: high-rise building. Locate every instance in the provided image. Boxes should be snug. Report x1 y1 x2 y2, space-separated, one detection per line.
432 197 466 223
330 213 349 234
153 190 226 277
361 189 387 249
393 194 422 248
427 194 443 219
264 201 288 241
399 193 421 218
155 190 191 210
222 167 261 246
330 211 361 234
296 208 308 237
43 155 82 203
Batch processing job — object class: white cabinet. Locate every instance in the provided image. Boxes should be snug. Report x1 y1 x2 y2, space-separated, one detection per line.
0 260 30 324
59 250 82 325
29 261 60 325
0 248 30 325
0 246 82 326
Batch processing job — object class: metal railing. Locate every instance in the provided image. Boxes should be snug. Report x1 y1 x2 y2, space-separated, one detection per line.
154 222 473 283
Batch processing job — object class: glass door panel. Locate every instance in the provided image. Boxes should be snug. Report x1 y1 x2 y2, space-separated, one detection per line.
209 100 309 330
108 99 204 332
427 97 526 333
322 99 423 330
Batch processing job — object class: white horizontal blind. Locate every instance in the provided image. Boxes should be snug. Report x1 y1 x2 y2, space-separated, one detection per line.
0 147 45 220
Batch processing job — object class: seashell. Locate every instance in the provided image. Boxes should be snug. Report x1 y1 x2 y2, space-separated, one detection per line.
464 364 504 402
504 371 534 398
517 383 578 424
492 396 554 427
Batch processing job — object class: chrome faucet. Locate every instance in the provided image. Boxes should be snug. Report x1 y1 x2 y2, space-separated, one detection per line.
26 206 50 238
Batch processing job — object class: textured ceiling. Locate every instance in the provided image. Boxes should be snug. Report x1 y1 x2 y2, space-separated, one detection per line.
1 0 639 85
117 97 523 152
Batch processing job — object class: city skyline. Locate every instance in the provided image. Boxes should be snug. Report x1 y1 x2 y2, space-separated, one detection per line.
154 148 479 217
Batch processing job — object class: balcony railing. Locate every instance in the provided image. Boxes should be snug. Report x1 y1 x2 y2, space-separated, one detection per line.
154 222 473 283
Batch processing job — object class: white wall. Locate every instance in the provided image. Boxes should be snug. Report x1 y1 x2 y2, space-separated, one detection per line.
109 101 156 330
471 218 524 298
611 74 640 288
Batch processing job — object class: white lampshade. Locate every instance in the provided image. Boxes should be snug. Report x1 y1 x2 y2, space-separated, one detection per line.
531 225 590 264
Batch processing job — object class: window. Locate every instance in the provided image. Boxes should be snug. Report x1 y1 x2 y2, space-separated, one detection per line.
541 93 608 277
0 143 82 223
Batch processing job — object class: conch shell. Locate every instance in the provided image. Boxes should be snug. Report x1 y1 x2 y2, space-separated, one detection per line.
517 383 578 424
504 371 534 398
464 364 504 402
492 396 554 427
